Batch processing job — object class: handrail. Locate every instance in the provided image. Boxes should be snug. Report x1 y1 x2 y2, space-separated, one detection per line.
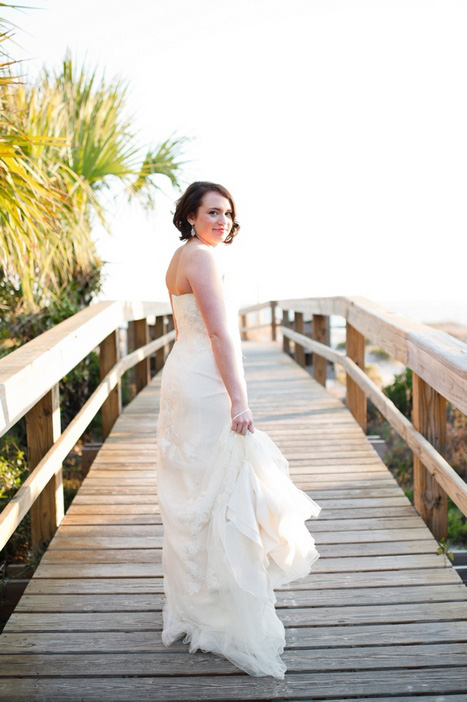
278 296 467 414
283 326 467 516
0 300 171 435
0 299 174 552
0 330 175 551
240 295 467 541
2 293 466 551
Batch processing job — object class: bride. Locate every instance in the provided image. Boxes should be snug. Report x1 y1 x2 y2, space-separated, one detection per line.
156 181 321 679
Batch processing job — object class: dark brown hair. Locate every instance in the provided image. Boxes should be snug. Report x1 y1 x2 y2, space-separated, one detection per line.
173 181 240 245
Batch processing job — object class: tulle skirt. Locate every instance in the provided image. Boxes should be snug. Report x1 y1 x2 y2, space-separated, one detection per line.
157 376 321 680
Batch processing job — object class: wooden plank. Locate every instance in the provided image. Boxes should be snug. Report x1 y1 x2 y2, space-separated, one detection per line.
1 646 467 678
40 515 436 539
58 505 419 524
15 584 467 613
46 529 434 551
0 668 466 701
5 600 467 634
64 494 411 511
3 620 467 656
30 552 454 579
20 567 462 596
36 540 446 567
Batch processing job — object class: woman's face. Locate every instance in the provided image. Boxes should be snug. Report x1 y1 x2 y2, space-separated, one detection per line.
187 191 233 247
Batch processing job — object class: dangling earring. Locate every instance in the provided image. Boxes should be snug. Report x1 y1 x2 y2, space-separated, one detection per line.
190 225 196 237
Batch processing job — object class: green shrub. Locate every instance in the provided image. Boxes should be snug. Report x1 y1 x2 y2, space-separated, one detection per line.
383 367 412 420
448 499 467 544
0 437 27 502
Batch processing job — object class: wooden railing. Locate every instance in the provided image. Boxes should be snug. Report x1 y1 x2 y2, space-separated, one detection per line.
3 294 466 553
239 295 467 541
0 301 175 552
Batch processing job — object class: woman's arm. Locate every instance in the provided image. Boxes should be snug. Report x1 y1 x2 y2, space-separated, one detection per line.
186 247 254 435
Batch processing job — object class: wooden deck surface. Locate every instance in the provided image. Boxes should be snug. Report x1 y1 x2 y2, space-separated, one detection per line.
1 341 466 701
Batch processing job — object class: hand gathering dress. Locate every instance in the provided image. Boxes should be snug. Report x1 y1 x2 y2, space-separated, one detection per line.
155 280 321 679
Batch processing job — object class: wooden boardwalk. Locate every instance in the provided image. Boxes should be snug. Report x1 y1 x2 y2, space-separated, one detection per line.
1 341 467 701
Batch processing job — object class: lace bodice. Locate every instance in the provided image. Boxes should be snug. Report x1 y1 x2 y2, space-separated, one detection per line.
170 285 241 354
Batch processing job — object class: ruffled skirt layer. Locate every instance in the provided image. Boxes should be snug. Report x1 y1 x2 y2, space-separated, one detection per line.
157 422 321 679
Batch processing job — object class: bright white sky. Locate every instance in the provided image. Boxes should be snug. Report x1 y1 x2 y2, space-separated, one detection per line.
5 0 467 322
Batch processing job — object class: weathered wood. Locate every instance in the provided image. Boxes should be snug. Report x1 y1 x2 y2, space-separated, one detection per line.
25 384 63 550
346 322 367 431
31 550 452 580
0 301 171 436
281 326 467 516
154 316 165 372
278 295 467 415
15 583 467 612
133 319 151 392
1 644 467 676
126 319 136 392
294 312 306 367
5 599 467 637
0 332 173 552
312 314 328 386
1 341 466 701
282 309 290 353
19 566 461 597
99 330 121 438
270 301 277 341
413 372 448 540
0 667 466 700
0 643 466 680
240 313 248 341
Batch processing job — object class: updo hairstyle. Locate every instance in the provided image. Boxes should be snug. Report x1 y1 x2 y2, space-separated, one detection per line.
173 181 240 245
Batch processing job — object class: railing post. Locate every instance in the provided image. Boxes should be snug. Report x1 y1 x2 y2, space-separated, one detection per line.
134 318 150 393
346 322 367 432
294 312 306 368
412 372 448 540
282 309 290 354
240 313 248 341
312 314 329 387
154 315 166 372
100 329 122 438
126 320 136 395
270 301 277 341
25 383 63 550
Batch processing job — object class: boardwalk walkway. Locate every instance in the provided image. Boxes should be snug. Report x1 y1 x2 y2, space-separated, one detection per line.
1 341 466 700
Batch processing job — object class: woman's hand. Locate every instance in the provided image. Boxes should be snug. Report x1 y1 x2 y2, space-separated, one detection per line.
231 406 255 435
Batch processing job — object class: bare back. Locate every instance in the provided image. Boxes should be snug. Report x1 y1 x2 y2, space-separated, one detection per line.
165 240 225 296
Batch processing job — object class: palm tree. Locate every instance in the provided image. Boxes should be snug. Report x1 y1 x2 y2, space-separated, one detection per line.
1 29 188 310
0 10 77 309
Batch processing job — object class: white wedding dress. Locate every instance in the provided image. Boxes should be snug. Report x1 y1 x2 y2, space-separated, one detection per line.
156 280 321 679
